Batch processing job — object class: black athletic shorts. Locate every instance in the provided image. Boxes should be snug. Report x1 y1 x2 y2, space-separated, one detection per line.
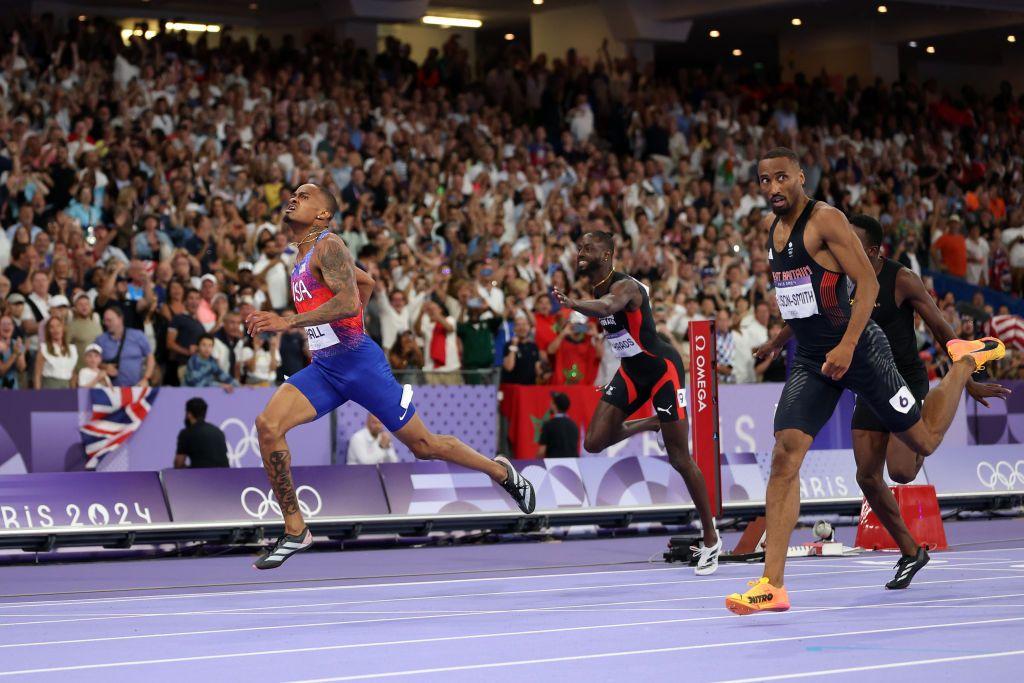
602 349 687 423
774 321 922 437
851 370 929 433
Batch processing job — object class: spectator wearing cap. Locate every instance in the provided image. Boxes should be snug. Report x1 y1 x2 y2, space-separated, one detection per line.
47 294 71 331
67 292 102 371
77 343 112 388
34 315 76 389
166 288 206 386
931 215 968 279
96 306 154 388
538 392 580 457
174 398 229 469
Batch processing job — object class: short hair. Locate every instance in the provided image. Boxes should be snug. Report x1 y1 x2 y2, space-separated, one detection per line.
198 333 215 345
552 392 571 413
185 397 208 421
849 214 884 248
313 184 339 218
584 230 615 254
761 147 800 165
185 287 202 299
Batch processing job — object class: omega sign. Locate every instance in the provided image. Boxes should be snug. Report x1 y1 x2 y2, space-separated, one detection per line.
692 331 710 413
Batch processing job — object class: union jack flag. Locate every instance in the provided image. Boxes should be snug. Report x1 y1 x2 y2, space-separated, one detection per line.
80 387 159 469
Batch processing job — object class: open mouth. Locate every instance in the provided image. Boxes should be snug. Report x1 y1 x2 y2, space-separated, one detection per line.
578 259 589 270
771 195 786 208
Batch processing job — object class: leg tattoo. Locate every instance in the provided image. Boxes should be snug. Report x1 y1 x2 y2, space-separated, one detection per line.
268 450 299 517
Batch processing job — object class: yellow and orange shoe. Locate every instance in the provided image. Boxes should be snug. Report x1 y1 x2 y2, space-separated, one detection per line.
947 337 1005 371
725 577 790 615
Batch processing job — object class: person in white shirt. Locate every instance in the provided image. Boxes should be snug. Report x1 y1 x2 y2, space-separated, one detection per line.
253 231 292 311
346 414 399 465
415 300 461 380
731 302 770 384
964 224 990 286
471 261 504 317
35 316 77 388
241 333 281 386
78 344 112 388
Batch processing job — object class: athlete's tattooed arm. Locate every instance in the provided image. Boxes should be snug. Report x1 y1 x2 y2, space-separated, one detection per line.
286 235 361 328
553 279 640 318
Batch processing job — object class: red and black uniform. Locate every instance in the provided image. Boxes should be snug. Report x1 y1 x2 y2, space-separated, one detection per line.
597 272 687 422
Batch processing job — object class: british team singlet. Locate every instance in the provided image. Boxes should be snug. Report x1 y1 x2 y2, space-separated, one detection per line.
768 199 852 359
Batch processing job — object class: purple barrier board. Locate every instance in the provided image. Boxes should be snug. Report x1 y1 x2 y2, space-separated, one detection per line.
920 444 1024 495
334 385 497 462
378 459 588 515
0 390 82 474
161 465 388 523
116 387 332 472
0 472 169 529
966 380 1024 445
577 456 691 507
379 461 515 515
516 459 588 510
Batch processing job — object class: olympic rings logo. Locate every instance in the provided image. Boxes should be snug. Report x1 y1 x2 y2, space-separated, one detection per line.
240 486 323 519
976 460 1024 490
219 418 260 467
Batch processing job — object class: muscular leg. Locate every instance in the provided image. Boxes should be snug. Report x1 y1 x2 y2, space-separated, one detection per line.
255 383 318 536
853 429 918 556
763 429 814 587
661 417 717 546
584 402 661 453
394 413 507 481
888 359 974 462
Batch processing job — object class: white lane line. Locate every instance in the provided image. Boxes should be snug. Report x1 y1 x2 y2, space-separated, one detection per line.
282 616 1024 682
3 598 1023 678
0 566 926 629
4 544 1023 611
2 578 1023 655
714 649 1024 682
0 565 888 613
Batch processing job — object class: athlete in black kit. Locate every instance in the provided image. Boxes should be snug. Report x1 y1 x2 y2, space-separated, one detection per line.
553 231 722 575
726 148 1006 615
847 215 1010 587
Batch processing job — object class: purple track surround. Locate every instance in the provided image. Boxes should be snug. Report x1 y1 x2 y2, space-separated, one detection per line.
0 517 1022 681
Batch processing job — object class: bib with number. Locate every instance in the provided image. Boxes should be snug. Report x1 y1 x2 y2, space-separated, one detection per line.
774 274 819 320
606 329 643 358
305 324 340 350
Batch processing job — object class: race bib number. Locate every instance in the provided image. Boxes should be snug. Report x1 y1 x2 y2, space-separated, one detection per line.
775 276 819 320
305 324 340 351
607 329 643 358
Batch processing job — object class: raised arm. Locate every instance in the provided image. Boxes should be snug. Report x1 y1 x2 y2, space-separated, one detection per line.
817 208 879 380
552 278 640 319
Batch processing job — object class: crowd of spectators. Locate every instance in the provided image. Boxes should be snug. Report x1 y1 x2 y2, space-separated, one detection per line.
1 14 1023 394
